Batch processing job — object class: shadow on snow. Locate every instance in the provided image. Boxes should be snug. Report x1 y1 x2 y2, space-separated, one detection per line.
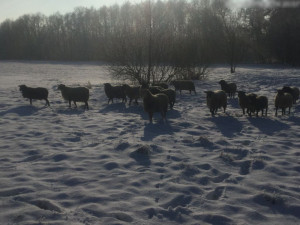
208 115 243 138
247 117 290 135
0 105 41 116
142 121 175 141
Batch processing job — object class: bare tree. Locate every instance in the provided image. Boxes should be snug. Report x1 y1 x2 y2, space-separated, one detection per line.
106 1 178 85
213 1 248 73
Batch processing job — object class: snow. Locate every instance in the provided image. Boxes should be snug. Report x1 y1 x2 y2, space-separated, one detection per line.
0 61 299 225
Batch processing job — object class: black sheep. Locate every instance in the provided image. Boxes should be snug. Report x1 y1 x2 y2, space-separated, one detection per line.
19 85 50 106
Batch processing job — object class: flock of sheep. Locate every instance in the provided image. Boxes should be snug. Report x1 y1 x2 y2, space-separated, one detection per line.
204 80 299 117
18 79 299 122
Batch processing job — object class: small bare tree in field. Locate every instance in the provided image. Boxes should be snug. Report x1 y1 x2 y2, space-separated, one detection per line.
106 0 178 85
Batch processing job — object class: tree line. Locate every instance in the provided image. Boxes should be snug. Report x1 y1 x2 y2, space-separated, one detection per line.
0 0 299 82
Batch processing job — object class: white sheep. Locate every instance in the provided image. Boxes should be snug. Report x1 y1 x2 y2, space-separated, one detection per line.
140 83 176 109
274 89 293 116
104 83 127 104
143 89 169 123
170 80 196 95
204 90 227 116
123 84 140 105
219 80 237 98
58 84 89 109
19 85 50 106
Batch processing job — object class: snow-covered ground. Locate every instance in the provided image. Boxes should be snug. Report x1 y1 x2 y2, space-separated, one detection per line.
0 61 299 225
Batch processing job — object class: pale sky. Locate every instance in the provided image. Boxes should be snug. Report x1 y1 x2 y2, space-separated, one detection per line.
0 0 141 23
0 0 298 23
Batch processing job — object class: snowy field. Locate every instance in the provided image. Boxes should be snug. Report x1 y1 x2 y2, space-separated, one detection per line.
0 61 299 225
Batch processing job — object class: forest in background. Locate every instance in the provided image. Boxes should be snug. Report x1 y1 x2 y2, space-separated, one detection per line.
0 0 299 82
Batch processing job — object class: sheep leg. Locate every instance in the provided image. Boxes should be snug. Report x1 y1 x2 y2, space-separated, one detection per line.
45 99 50 106
161 111 166 120
288 107 291 115
30 98 32 105
108 98 113 104
242 108 245 115
246 108 251 116
85 101 89 110
73 101 77 108
275 108 278 117
68 100 72 108
129 98 132 105
148 112 153 123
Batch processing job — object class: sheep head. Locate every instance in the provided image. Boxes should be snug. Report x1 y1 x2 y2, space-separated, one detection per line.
219 80 226 85
104 83 112 89
204 91 214 98
237 91 246 97
282 86 292 92
277 89 285 95
19 85 27 91
141 82 149 89
57 84 66 91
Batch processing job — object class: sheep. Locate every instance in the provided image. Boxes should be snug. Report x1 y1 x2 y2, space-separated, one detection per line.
104 83 127 104
274 89 293 116
143 89 169 123
170 80 196 95
19 85 50 106
160 88 176 109
58 84 89 109
140 83 163 96
140 83 176 109
248 94 268 117
219 80 237 98
282 86 299 104
149 86 164 95
123 84 140 105
237 91 257 115
152 82 168 89
204 90 227 116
